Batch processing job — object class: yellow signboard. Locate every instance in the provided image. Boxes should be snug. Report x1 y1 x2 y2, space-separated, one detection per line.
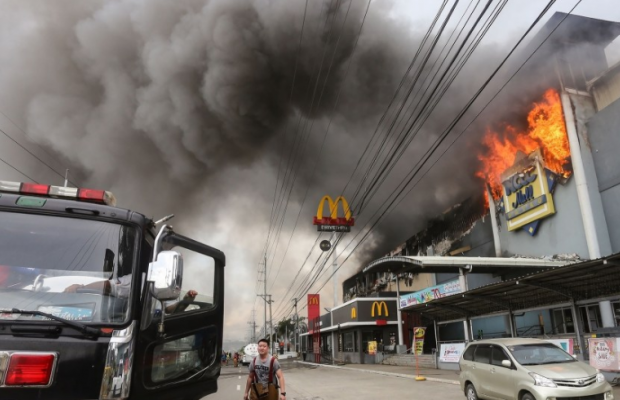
501 154 555 232
413 327 426 355
368 341 377 355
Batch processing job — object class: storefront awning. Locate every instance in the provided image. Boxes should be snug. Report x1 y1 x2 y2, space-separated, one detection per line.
400 253 620 321
363 255 570 275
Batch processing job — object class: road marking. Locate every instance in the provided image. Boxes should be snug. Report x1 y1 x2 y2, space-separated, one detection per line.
237 385 240 391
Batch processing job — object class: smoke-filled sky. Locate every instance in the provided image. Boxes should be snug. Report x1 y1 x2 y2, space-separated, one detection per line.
0 0 619 345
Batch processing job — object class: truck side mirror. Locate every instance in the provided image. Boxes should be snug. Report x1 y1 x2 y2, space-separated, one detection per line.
501 359 512 368
147 251 183 301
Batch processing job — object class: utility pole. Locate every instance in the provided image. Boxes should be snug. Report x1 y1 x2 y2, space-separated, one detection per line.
268 295 274 355
248 309 257 343
293 298 298 354
258 293 275 353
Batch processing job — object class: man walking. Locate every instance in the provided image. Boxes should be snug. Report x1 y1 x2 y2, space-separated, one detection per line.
243 338 286 400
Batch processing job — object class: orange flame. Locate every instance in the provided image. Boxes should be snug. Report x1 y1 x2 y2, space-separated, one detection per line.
476 88 571 208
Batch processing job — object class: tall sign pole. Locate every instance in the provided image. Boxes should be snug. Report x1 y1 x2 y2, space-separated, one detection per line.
314 195 354 365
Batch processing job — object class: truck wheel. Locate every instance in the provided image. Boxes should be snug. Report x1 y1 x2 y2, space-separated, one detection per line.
521 394 535 400
465 383 479 400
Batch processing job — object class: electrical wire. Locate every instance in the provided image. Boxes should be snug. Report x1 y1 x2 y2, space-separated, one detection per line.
312 0 568 295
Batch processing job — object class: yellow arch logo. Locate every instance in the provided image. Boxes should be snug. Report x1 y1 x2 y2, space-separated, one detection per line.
308 296 319 305
351 307 357 319
371 301 388 317
313 195 354 226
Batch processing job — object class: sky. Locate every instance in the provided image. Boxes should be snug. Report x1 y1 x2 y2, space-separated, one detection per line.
0 0 619 347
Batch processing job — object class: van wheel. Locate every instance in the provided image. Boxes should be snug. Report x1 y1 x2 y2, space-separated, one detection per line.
521 394 535 400
465 384 479 400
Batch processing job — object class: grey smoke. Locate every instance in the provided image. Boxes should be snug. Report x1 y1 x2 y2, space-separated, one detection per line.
0 0 520 336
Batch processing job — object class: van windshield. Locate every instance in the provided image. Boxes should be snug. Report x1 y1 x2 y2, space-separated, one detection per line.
508 343 576 365
0 211 137 324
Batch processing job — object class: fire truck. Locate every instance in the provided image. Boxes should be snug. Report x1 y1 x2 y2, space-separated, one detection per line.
0 180 225 400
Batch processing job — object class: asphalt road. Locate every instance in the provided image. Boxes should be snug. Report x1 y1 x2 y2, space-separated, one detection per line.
204 360 464 400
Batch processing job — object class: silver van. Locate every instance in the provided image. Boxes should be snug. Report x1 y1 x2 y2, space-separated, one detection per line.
459 338 613 400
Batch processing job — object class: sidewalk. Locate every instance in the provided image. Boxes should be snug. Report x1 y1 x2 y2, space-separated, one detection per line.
295 361 461 385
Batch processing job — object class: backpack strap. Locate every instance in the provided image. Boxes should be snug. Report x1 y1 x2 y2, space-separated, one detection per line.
268 356 275 384
251 357 257 382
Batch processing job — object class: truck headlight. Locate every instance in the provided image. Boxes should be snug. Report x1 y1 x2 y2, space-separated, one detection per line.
604 390 614 400
597 373 606 383
529 372 557 388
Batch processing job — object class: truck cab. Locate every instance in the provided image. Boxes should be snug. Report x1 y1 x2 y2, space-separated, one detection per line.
0 180 225 400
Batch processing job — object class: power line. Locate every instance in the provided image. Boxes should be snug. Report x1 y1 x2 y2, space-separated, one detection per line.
312 0 569 294
267 0 372 293
0 125 79 187
266 0 352 281
279 0 564 314
0 155 38 182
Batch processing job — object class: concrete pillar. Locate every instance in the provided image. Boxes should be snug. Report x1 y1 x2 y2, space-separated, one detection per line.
600 300 615 328
571 300 585 357
463 319 471 342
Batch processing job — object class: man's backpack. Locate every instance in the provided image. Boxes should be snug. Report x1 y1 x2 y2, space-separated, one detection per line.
249 357 279 400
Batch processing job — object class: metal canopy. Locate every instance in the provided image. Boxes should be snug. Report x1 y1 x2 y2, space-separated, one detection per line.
400 253 620 322
362 255 569 275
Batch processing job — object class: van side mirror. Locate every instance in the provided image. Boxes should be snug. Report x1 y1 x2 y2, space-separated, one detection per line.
147 251 183 301
501 360 512 368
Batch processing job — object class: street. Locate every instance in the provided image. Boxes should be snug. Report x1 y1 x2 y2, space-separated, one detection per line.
206 360 463 400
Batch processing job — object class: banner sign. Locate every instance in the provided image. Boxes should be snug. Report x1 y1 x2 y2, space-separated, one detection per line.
400 279 462 308
413 327 426 355
589 338 620 371
307 294 320 332
439 343 466 363
313 196 355 232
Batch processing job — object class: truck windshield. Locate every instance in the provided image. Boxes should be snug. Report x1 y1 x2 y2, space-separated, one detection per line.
0 211 137 324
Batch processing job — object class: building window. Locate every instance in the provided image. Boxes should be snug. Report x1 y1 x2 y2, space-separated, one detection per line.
552 308 575 334
343 332 357 352
580 305 603 333
612 301 620 327
389 332 396 346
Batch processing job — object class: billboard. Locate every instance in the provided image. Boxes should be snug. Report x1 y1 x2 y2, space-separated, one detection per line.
400 279 462 308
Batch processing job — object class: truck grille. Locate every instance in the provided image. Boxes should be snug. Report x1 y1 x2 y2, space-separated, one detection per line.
553 375 597 387
555 395 604 400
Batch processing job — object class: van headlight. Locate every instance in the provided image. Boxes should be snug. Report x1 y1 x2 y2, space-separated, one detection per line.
596 373 606 383
529 372 557 388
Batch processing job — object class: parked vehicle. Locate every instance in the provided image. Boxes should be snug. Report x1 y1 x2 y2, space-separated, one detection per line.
459 338 614 400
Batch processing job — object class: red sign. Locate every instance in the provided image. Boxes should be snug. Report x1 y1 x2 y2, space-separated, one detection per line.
308 294 320 332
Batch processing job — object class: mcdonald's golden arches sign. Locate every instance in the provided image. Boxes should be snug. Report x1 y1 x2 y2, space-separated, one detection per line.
371 301 389 317
313 195 355 232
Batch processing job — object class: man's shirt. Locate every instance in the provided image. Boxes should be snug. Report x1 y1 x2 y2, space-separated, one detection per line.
249 355 281 388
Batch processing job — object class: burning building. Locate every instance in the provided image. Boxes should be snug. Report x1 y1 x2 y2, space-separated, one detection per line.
303 13 620 372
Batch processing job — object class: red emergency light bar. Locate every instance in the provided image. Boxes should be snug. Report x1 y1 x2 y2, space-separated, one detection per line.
0 180 116 206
